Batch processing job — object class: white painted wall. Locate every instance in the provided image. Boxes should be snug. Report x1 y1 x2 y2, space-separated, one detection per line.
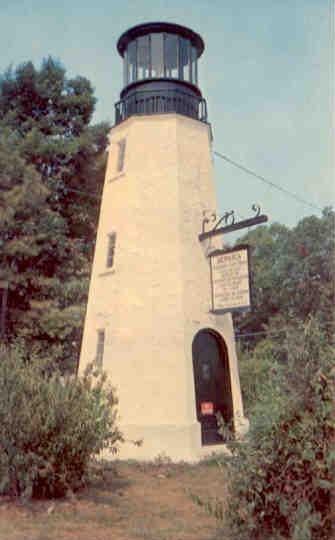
79 113 247 461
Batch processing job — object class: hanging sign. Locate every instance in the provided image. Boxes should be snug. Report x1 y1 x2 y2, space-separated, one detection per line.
210 245 251 314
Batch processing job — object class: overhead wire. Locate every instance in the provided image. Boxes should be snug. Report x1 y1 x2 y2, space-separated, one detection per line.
44 150 325 213
62 187 100 199
235 328 287 339
235 320 334 340
213 150 324 213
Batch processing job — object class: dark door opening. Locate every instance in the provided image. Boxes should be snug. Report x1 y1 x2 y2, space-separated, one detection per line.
192 329 233 445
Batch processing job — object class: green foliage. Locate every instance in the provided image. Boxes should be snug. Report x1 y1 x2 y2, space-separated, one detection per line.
223 318 334 539
216 411 234 442
219 212 335 538
0 58 110 371
0 343 122 498
234 209 335 347
237 338 279 415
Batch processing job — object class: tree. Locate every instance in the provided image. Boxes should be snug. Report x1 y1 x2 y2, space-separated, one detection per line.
0 58 110 371
234 209 335 348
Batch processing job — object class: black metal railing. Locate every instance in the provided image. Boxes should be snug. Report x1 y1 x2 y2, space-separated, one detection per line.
115 88 207 124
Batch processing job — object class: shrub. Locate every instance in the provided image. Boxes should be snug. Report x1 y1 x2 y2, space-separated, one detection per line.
0 343 123 498
225 318 334 540
196 318 334 539
237 338 282 415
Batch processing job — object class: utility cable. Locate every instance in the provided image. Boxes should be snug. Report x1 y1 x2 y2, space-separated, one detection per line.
235 320 334 339
42 151 325 213
235 328 287 339
213 150 323 213
62 187 100 199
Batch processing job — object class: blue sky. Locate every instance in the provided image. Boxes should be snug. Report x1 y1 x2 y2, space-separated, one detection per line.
1 0 333 229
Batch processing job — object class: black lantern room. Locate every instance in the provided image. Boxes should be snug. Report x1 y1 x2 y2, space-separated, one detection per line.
115 22 207 124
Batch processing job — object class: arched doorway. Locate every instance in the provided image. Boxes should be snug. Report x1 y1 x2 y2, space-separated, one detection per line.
192 329 233 445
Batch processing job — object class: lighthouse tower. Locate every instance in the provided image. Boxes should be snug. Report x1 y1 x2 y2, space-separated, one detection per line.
79 22 248 461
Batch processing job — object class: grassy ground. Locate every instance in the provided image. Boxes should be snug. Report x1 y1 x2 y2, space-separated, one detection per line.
0 459 228 540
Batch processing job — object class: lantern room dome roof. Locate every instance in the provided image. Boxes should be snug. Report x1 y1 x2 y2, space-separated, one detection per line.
117 22 205 58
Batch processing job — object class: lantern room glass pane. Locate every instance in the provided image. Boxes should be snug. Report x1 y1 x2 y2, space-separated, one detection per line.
191 46 198 84
151 33 164 77
127 40 137 83
194 47 198 84
123 50 128 86
179 37 190 81
165 34 178 78
137 35 150 80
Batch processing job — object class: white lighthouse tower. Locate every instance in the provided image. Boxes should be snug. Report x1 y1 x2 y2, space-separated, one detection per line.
79 22 248 461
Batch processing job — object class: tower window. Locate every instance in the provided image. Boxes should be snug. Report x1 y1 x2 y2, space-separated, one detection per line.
106 233 116 268
96 329 105 367
117 139 126 172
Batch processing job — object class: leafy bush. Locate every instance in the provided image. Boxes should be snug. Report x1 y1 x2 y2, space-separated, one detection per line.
196 318 334 539
237 338 281 415
224 318 334 540
0 343 123 498
233 208 335 349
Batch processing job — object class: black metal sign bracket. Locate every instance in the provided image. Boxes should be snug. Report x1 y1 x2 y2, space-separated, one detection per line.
199 204 268 242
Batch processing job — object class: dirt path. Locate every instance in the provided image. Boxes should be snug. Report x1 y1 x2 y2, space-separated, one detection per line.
0 460 227 540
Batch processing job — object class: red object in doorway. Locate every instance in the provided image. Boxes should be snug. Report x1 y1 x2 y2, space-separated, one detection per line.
201 402 214 415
